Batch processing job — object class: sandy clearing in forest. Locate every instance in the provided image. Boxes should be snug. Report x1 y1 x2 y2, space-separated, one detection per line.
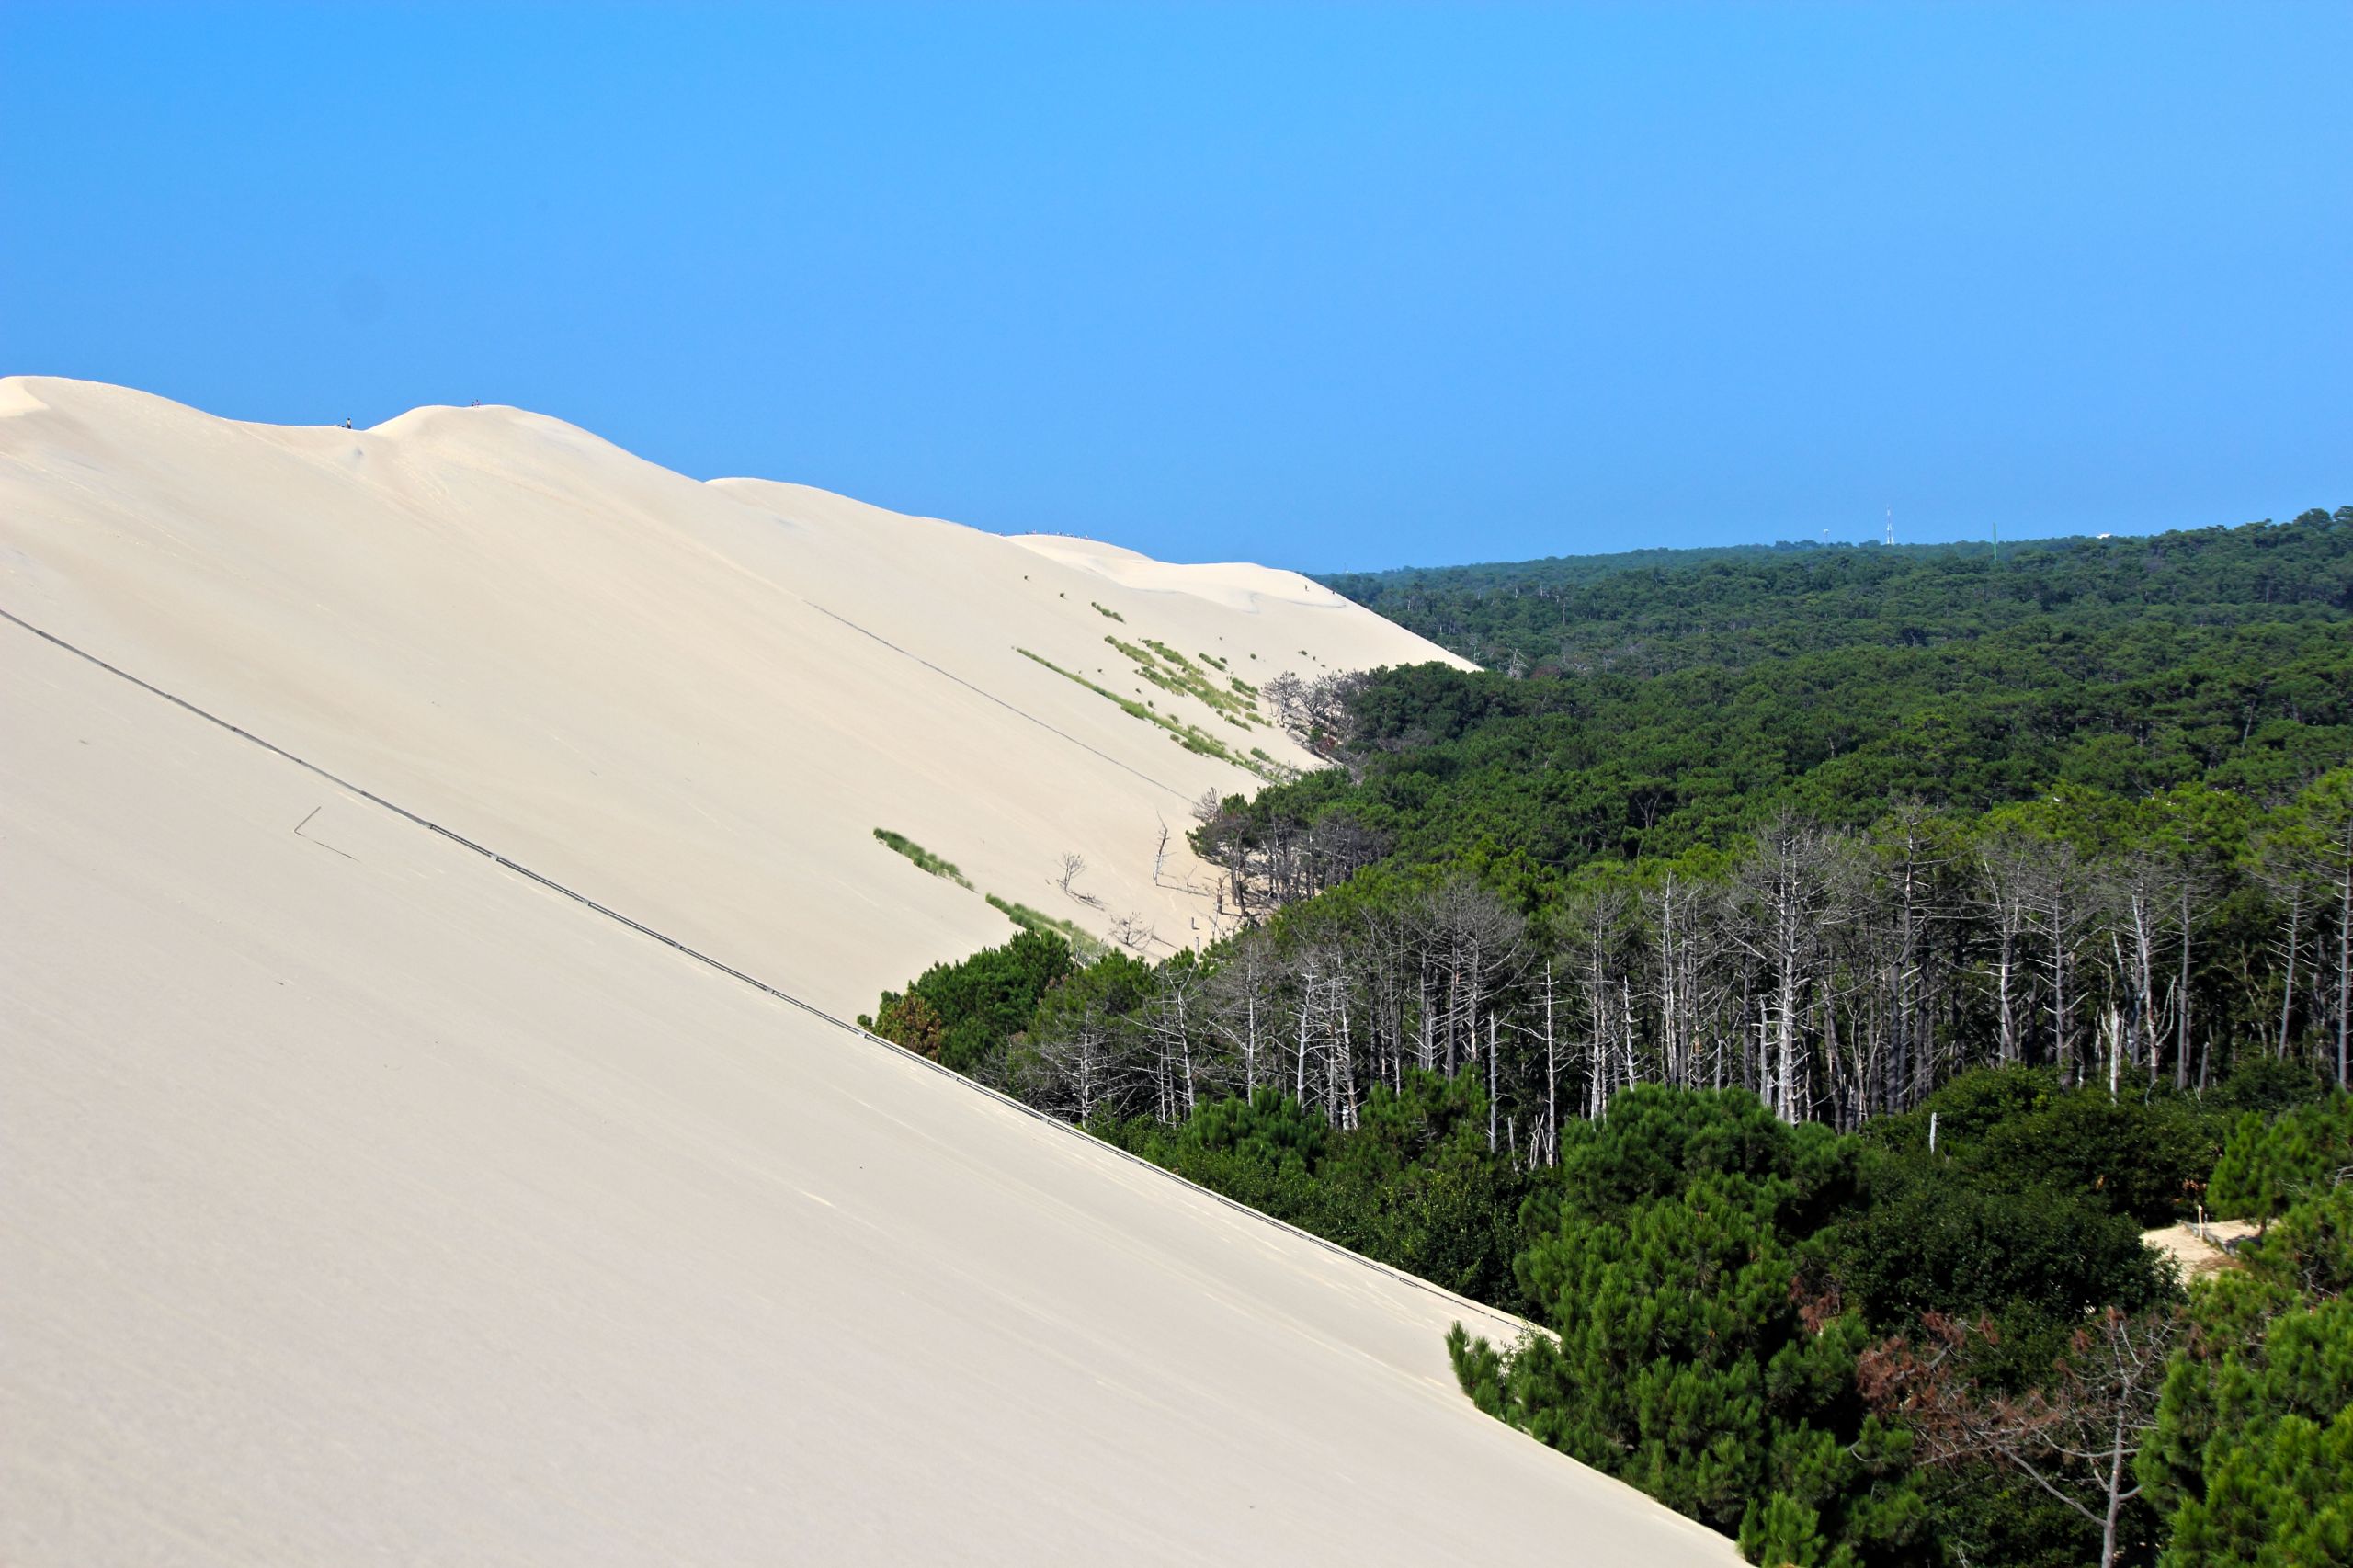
2143 1218 2259 1278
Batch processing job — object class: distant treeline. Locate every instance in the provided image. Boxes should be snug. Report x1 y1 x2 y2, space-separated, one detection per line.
1320 507 2353 678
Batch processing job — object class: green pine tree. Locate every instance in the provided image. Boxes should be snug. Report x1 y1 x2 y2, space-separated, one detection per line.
2145 1187 2353 1564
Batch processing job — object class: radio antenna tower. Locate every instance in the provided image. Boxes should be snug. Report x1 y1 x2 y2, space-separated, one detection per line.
1884 506 1894 547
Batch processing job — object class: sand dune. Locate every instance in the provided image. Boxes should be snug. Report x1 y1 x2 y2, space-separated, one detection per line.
0 377 1463 1014
0 379 1735 1562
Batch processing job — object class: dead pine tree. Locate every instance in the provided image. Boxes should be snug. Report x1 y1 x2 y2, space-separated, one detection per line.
1108 911 1157 954
1142 959 1204 1122
1486 1012 1501 1153
1641 868 1712 1090
1056 850 1104 909
1420 876 1527 1085
2022 836 2098 1085
1561 881 1630 1119
2102 851 2171 1094
1288 944 1332 1113
1731 812 1841 1124
1207 932 1278 1093
1859 1306 2180 1568
2251 822 2319 1061
1350 898 1416 1095
1975 827 2040 1066
2313 771 2353 1087
1534 958 1563 1164
1330 969 1361 1131
2165 862 2217 1092
1870 797 1946 1112
1026 1006 1125 1126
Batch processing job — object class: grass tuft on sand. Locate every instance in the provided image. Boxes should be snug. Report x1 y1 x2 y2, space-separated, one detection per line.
872 828 974 889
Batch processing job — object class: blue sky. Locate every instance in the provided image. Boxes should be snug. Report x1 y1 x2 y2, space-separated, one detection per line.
4 3 2346 571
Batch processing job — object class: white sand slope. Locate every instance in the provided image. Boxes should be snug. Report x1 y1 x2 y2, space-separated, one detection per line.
0 378 1736 1562
0 376 1466 1016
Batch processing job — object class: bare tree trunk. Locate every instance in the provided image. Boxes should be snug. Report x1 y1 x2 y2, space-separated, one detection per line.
1332 973 1356 1129
1487 1013 1499 1153
1418 971 1435 1074
1733 814 1838 1124
1293 954 1317 1106
1445 959 1460 1077
1177 984 1196 1119
1621 973 1639 1091
2028 847 2090 1085
2338 849 2351 1088
2176 881 2193 1091
1995 886 2022 1065
2117 874 2160 1088
2278 885 2302 1060
1540 960 1560 1163
1775 959 1800 1123
1657 876 1681 1085
1245 985 1258 1090
2099 1402 2131 1568
2053 923 2074 1085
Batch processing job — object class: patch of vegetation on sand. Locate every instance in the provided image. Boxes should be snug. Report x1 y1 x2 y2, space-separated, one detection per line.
985 893 1106 960
1102 635 1272 729
874 826 1117 959
871 828 974 889
1016 647 1289 781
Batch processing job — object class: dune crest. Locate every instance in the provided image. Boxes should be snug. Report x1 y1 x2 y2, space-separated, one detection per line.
0 376 1463 1013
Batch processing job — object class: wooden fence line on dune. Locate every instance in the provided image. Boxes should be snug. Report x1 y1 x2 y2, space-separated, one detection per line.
0 603 1529 1339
